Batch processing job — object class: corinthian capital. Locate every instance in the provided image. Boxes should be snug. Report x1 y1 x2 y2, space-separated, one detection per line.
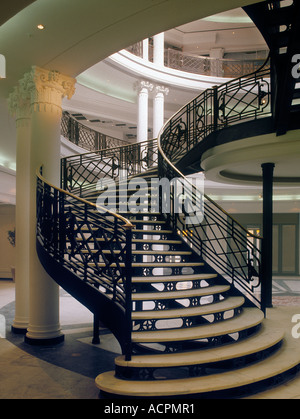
134 80 154 94
7 80 31 122
29 66 76 113
9 67 76 117
155 85 169 97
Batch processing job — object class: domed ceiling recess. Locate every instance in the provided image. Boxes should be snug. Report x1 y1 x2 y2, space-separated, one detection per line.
66 7 267 143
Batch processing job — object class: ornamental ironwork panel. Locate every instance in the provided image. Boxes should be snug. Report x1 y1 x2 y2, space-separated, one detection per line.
158 61 271 312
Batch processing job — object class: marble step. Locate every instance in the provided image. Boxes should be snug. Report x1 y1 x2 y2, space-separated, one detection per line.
131 308 264 343
115 320 284 369
132 296 245 321
96 330 298 398
132 284 230 303
132 273 218 284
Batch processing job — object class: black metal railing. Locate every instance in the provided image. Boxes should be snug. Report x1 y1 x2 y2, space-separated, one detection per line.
61 138 158 197
158 60 271 312
160 62 271 165
60 60 271 311
61 112 130 152
36 168 133 359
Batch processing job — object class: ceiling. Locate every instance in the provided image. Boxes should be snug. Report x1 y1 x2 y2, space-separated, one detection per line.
165 7 266 55
0 0 264 98
2 0 299 212
0 0 37 26
62 7 267 142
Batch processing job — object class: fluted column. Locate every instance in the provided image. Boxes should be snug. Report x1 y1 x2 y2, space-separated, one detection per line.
153 85 169 138
134 80 153 143
7 80 32 334
16 66 76 344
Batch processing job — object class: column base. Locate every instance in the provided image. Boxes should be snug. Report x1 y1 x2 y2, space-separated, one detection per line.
11 325 27 335
24 334 64 346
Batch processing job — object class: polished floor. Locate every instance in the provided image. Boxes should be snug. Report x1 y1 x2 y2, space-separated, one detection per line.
1 278 300 399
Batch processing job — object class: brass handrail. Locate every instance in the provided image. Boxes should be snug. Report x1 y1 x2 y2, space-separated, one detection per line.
36 167 134 230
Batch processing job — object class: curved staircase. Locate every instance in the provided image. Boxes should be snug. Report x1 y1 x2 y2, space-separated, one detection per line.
35 0 300 398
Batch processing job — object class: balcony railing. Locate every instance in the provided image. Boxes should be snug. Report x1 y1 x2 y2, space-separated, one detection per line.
61 112 130 152
126 43 269 78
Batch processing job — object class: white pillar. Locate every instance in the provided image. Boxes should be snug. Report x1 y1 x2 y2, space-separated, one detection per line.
210 48 224 77
8 83 31 334
153 85 169 138
135 80 153 143
20 67 76 344
153 33 165 67
142 39 149 61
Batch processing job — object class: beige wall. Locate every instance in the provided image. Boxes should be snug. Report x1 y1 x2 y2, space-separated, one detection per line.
0 204 15 279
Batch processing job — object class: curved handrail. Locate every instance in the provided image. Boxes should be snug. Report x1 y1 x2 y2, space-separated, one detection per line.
37 168 134 229
61 111 130 152
61 138 158 196
58 58 271 316
158 57 271 239
157 59 271 311
35 56 274 364
36 167 133 359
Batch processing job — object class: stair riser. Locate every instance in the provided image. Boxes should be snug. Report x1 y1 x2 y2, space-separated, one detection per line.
115 340 282 381
133 306 242 332
131 324 261 356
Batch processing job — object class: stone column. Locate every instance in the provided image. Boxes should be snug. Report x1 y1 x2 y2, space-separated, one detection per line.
210 48 224 77
134 80 153 143
7 78 32 334
153 33 165 67
142 39 149 61
21 66 76 345
153 85 169 138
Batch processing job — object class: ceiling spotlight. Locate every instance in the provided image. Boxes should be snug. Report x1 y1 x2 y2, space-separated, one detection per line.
37 24 45 30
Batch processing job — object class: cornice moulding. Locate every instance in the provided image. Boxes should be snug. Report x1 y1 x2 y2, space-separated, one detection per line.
109 50 230 90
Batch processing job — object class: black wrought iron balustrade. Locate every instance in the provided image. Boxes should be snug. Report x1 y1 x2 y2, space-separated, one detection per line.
160 61 271 165
158 61 271 312
61 138 158 196
36 169 133 359
59 60 271 312
61 112 130 152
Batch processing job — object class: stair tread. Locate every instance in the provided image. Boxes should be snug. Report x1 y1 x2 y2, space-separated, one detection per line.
96 332 299 397
133 229 173 234
83 261 204 268
132 308 264 343
132 284 230 302
130 219 166 224
79 228 173 234
133 239 182 244
73 249 192 256
118 212 161 215
132 296 245 320
132 250 192 255
132 273 217 284
116 321 284 368
76 238 183 244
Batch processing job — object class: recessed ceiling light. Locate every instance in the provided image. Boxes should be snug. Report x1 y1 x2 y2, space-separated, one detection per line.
37 24 45 30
